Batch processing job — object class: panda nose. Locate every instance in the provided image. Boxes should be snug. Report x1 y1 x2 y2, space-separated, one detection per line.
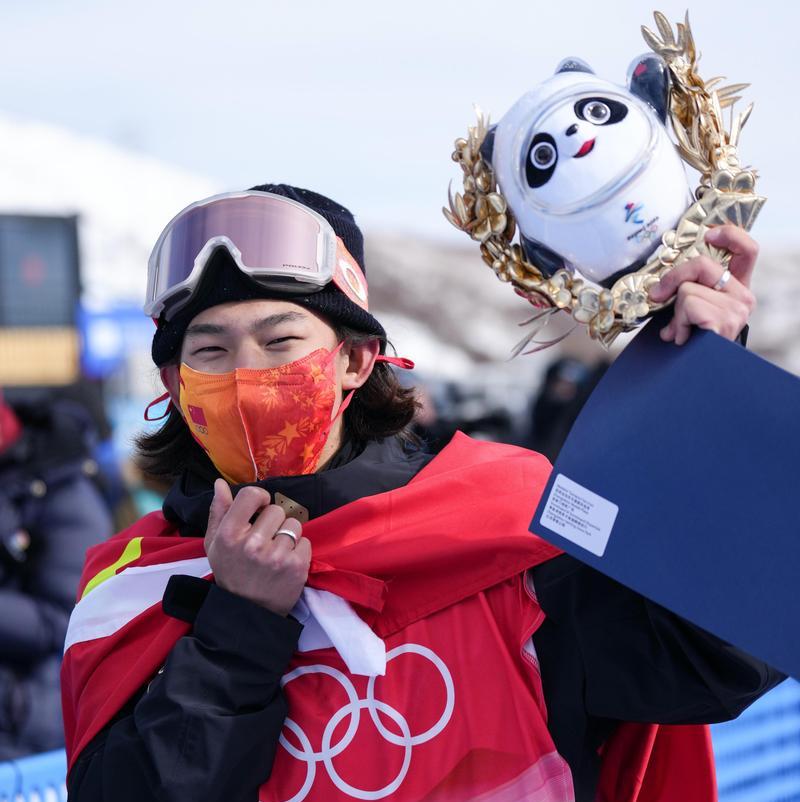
566 124 578 136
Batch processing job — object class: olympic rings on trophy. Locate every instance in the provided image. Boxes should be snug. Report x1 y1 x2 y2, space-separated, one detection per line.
277 643 455 802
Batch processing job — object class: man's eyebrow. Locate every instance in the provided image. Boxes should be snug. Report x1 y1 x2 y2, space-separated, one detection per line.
184 323 227 337
249 311 307 332
184 312 307 338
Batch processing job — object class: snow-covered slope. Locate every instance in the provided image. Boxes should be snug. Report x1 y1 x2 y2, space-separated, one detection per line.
0 114 218 306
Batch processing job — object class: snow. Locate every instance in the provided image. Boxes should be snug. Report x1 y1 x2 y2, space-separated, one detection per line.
0 113 218 307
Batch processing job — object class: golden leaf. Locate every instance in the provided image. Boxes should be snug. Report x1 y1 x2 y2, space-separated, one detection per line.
654 10 674 44
455 193 467 222
683 11 696 61
717 83 749 98
442 207 460 229
739 102 754 131
641 25 663 53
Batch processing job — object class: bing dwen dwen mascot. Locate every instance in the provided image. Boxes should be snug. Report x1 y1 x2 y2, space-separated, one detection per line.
445 12 765 348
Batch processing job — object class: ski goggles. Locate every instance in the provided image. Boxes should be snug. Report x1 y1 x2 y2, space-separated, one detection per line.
144 191 370 321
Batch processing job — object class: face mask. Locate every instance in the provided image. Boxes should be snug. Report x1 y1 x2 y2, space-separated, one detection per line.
178 345 349 483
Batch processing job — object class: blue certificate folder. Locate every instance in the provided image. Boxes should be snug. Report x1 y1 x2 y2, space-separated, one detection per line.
530 319 800 679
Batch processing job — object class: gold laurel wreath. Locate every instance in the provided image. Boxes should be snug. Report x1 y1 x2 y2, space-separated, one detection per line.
444 11 766 349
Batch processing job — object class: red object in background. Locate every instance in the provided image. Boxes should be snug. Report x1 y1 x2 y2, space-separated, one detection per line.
20 253 47 286
0 393 22 453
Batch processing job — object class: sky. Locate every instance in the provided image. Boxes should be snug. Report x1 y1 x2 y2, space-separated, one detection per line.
1 0 798 247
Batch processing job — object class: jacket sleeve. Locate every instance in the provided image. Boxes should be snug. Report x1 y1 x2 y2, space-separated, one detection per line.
67 578 302 802
530 555 785 773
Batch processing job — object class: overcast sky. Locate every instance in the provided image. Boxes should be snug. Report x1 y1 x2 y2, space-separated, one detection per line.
1 0 797 247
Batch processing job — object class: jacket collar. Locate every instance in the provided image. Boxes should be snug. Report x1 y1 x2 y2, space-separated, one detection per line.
162 437 433 536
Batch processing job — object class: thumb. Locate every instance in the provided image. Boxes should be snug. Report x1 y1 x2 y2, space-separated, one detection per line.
205 478 233 548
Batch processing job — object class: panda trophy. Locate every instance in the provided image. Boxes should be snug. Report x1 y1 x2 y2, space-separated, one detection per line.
445 11 765 349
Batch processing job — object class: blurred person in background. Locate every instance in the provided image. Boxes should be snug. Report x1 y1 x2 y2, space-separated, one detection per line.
410 379 516 452
524 357 609 462
0 390 111 759
62 186 781 802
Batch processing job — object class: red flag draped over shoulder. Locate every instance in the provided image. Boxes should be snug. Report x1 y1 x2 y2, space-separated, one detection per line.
62 434 559 769
61 433 715 801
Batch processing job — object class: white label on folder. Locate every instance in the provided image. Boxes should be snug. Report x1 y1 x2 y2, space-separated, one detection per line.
540 474 618 557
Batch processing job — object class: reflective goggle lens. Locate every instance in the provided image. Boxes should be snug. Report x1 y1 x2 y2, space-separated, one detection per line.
145 192 334 320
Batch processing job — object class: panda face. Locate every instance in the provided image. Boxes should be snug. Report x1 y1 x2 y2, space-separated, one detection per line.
490 68 691 283
518 88 653 214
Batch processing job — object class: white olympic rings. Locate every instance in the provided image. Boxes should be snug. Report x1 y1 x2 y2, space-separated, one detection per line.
276 643 455 802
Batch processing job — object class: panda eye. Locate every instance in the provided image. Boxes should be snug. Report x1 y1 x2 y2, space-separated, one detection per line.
584 101 610 124
575 97 628 125
526 133 558 188
531 142 556 169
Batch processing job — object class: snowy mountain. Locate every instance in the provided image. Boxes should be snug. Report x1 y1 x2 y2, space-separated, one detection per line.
0 114 218 307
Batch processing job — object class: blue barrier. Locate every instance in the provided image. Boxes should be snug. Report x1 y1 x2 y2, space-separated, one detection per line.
0 759 21 802
714 678 800 802
0 750 66 802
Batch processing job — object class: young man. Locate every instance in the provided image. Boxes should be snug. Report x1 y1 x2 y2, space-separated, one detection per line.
62 184 780 802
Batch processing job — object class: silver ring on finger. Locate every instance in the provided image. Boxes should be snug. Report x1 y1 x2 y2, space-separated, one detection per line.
712 268 732 292
272 528 298 548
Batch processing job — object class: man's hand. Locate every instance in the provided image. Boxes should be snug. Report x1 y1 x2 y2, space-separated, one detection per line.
204 480 310 616
648 225 758 345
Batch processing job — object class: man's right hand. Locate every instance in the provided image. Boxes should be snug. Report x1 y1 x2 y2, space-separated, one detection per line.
204 479 310 616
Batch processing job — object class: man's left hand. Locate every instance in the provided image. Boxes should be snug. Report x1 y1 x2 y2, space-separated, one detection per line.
648 225 758 345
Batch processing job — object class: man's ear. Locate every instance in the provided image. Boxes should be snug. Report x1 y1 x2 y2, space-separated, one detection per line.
159 365 184 416
341 339 380 391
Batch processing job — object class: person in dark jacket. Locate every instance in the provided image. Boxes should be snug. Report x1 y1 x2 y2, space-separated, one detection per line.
0 392 112 759
63 185 780 802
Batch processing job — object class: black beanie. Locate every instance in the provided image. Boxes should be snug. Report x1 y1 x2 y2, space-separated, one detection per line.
151 184 386 366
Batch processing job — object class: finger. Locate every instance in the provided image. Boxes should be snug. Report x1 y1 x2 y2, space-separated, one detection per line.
217 485 272 541
244 515 303 563
666 284 749 345
293 535 312 565
704 225 758 287
272 518 307 551
242 505 286 559
663 286 716 346
205 479 233 551
250 503 288 546
270 517 303 550
649 256 727 302
671 293 717 346
685 283 752 340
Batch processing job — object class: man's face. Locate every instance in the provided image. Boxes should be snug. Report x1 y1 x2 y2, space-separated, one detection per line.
179 298 339 374
160 298 379 465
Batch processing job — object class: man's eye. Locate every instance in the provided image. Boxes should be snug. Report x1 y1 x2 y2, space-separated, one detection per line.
266 336 298 347
193 345 224 354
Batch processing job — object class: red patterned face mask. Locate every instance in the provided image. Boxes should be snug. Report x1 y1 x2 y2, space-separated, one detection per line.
178 345 349 483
